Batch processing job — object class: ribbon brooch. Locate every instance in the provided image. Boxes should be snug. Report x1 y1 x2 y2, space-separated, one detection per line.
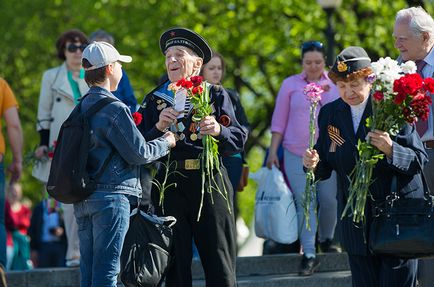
328 125 345 152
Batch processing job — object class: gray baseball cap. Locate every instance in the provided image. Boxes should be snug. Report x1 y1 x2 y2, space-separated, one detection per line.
82 41 132 71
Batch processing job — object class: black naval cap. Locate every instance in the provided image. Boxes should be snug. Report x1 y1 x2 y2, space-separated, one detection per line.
159 27 213 64
331 46 371 77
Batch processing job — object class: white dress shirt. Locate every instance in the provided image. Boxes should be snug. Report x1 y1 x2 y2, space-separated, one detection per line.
350 97 369 133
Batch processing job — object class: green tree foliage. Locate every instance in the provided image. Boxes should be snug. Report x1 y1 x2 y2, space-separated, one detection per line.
0 0 432 221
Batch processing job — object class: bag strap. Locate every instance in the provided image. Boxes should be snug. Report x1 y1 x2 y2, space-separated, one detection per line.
389 157 432 202
83 96 117 117
81 95 118 182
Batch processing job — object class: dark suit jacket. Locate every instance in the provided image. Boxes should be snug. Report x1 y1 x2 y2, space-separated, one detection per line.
314 97 428 255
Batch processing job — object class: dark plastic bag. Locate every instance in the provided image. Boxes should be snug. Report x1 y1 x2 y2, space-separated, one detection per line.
120 208 176 287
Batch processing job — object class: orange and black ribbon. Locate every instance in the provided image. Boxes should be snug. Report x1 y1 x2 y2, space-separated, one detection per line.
327 125 345 152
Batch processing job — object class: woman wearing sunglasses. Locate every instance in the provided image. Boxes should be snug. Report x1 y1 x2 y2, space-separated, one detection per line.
32 29 89 268
266 41 339 276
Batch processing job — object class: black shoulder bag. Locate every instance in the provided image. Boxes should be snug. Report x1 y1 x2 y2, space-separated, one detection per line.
369 172 434 259
120 207 176 287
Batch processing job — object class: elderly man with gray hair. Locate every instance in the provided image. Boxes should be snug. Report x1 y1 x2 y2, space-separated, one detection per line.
393 6 434 287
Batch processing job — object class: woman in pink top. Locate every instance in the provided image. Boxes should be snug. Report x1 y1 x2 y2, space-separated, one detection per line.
266 41 339 276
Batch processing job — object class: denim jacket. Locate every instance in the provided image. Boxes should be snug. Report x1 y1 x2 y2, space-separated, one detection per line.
80 86 171 198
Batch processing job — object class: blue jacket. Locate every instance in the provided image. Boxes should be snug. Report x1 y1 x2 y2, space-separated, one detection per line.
80 86 171 198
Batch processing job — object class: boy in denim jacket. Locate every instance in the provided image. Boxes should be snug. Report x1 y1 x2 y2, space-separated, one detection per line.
74 41 176 287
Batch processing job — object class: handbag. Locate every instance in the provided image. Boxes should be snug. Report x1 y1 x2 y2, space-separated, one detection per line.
120 207 176 287
369 174 434 259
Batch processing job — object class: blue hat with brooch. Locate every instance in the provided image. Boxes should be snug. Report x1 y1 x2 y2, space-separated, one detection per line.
159 27 212 64
331 46 371 77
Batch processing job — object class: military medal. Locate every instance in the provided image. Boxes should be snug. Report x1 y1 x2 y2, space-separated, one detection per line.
189 122 197 133
177 122 185 132
190 133 198 141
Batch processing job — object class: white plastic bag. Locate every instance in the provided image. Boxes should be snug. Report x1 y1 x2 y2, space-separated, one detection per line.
250 166 298 244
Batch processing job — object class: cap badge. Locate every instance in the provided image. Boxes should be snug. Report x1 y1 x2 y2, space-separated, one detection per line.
337 61 348 72
170 31 176 37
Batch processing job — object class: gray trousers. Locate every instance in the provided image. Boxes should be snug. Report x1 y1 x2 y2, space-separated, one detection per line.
283 150 337 256
417 148 434 287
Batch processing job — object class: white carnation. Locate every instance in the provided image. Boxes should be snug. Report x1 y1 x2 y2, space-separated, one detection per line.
400 61 417 74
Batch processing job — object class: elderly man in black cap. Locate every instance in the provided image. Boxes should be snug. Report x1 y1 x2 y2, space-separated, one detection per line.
303 46 424 287
137 27 247 287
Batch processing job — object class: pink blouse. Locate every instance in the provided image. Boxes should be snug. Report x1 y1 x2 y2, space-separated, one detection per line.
271 71 339 156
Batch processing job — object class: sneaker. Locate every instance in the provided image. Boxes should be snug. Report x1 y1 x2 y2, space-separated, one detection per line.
0 265 7 287
299 256 320 276
319 239 342 253
66 258 80 267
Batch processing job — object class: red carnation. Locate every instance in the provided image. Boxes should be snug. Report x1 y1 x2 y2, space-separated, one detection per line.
192 86 203 96
176 78 186 87
47 151 55 159
393 73 423 97
190 76 203 87
393 92 407 105
132 112 143 126
410 93 432 121
423 77 434 93
373 91 384 101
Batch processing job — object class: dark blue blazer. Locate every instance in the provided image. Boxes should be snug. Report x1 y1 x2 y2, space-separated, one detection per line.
314 97 428 255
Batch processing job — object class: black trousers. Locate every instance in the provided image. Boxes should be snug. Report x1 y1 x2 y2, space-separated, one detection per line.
348 254 417 287
152 166 237 287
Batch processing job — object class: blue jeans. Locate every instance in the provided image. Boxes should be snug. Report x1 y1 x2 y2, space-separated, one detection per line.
0 162 6 268
74 192 131 287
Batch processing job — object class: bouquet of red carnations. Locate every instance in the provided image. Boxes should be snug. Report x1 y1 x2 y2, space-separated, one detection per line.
344 58 434 223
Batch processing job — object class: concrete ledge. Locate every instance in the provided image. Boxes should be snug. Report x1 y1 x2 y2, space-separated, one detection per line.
8 267 80 287
192 253 349 279
7 253 350 287
193 271 352 287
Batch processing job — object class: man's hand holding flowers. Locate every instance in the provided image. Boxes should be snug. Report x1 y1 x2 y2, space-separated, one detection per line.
156 107 180 132
199 116 221 137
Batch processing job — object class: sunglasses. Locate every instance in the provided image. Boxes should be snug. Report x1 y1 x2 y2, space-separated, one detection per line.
66 43 87 53
301 41 324 53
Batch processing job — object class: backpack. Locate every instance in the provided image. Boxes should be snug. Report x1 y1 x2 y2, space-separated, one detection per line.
46 95 116 204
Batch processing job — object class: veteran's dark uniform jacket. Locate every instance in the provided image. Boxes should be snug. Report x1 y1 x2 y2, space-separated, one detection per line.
314 97 428 255
137 81 247 160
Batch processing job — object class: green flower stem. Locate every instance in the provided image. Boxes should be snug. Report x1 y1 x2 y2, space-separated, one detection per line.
343 140 383 223
303 103 318 230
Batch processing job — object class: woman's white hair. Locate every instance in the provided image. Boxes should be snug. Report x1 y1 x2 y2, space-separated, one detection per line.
396 6 434 44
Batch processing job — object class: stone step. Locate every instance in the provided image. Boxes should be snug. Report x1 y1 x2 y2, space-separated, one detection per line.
6 253 350 287
192 253 349 279
192 271 352 287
